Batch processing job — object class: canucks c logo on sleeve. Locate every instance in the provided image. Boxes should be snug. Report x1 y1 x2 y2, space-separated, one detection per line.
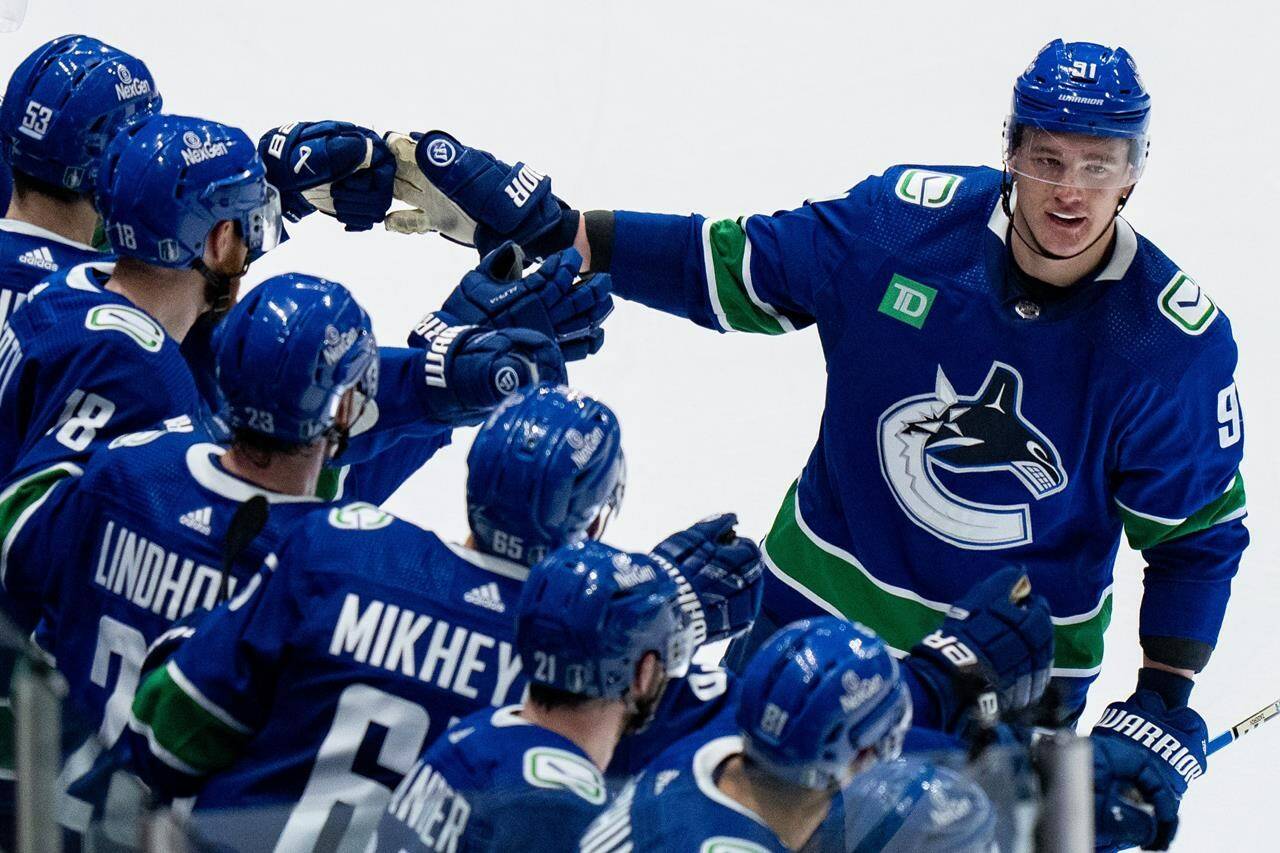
877 362 1067 549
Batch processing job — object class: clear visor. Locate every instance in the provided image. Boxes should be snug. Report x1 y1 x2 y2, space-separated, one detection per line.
1003 120 1147 190
244 184 283 261
203 171 283 263
664 612 697 680
589 452 627 540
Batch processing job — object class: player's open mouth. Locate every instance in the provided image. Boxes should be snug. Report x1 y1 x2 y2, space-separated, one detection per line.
1045 211 1088 235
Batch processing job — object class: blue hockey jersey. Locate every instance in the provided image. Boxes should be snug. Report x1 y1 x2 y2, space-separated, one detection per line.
2 429 337 826
369 705 609 853
0 218 103 328
122 506 531 852
606 166 1248 712
0 261 206 481
581 731 789 853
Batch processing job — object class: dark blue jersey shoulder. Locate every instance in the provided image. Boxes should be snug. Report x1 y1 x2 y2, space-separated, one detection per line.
0 220 105 327
372 705 607 853
583 732 786 852
0 262 202 478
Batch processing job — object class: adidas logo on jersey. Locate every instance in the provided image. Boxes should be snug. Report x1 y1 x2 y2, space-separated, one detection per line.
179 506 213 536
463 582 506 613
16 247 57 272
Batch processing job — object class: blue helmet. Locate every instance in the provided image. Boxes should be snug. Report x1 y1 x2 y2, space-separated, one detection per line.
0 160 10 213
467 384 625 566
515 541 697 700
1004 40 1151 188
213 273 378 445
0 35 161 194
842 759 996 853
95 114 282 268
737 617 911 791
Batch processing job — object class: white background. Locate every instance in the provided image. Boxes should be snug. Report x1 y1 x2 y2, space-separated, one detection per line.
4 1 1278 847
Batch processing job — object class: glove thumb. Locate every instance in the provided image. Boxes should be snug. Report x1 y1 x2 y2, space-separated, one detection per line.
477 240 526 282
694 512 740 543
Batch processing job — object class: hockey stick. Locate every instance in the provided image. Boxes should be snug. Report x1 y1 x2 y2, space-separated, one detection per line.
1207 698 1280 755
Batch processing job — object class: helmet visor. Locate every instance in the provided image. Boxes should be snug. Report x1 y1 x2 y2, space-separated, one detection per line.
663 606 697 680
244 184 283 262
1003 120 1147 189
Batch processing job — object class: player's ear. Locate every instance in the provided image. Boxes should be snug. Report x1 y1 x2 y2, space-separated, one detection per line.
632 651 663 697
204 219 244 270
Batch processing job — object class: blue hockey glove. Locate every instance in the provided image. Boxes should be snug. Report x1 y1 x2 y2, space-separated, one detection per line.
649 513 764 645
438 241 611 361
383 130 580 257
1091 688 1207 851
258 120 395 231
902 566 1054 734
410 314 566 425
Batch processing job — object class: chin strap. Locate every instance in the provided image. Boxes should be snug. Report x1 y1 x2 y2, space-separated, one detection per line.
1001 170 1131 264
192 258 247 317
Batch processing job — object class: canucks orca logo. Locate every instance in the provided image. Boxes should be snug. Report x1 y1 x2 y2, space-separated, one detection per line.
877 362 1067 549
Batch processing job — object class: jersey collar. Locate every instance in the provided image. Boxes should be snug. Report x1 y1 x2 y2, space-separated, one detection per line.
692 736 773 830
0 218 100 253
443 542 530 581
185 443 323 504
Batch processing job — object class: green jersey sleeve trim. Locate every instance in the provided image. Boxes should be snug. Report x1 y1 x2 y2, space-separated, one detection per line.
1117 472 1247 551
0 462 82 585
701 219 794 335
762 479 1111 675
130 661 252 775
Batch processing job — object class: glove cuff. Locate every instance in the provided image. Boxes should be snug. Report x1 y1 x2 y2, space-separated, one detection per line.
510 204 582 260
1136 667 1195 709
901 656 957 733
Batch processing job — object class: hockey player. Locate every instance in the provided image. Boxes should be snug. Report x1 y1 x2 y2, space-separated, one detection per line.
368 540 699 853
0 111 278 481
1 269 563 820
372 40 1239 847
579 616 911 852
0 35 161 326
113 383 758 851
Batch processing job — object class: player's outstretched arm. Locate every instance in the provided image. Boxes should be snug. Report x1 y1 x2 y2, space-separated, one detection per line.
382 130 855 335
258 120 396 232
900 566 1054 736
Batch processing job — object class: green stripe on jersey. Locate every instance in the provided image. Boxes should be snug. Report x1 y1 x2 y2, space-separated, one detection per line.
1119 473 1247 551
703 219 790 335
762 480 1110 674
132 663 250 775
0 462 81 583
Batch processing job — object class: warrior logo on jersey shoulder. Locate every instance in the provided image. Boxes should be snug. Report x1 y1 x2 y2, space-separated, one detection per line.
877 362 1066 550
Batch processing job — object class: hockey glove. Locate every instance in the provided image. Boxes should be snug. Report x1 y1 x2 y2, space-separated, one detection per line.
383 130 580 258
649 513 764 645
902 566 1054 735
1091 683 1207 851
258 120 395 231
438 241 611 361
410 314 566 425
